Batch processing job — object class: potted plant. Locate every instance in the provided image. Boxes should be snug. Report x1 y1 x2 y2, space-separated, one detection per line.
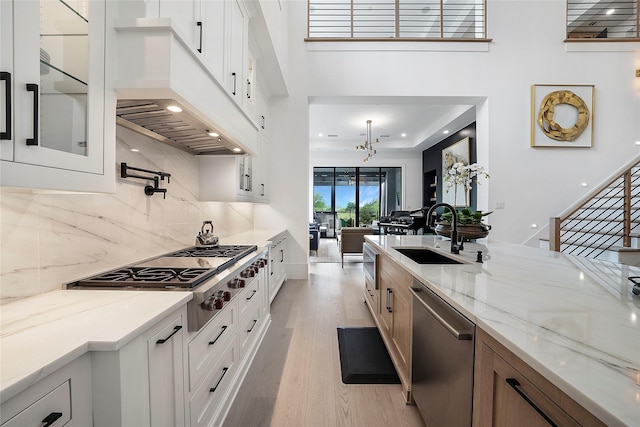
435 207 492 239
436 162 491 240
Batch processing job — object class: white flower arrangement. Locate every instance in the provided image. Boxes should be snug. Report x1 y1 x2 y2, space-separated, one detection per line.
444 162 490 206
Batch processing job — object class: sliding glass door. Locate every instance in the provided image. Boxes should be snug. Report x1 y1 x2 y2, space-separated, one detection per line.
313 168 336 237
359 168 380 226
336 168 356 228
313 167 402 236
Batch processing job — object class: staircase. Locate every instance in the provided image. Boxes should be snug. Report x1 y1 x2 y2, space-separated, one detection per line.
550 154 640 265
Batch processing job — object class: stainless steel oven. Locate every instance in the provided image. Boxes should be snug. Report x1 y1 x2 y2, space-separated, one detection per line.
362 242 377 290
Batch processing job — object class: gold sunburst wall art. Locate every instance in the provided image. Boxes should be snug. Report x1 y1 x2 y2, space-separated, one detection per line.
531 84 594 148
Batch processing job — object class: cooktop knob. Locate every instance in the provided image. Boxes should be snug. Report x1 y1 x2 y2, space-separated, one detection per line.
202 297 216 311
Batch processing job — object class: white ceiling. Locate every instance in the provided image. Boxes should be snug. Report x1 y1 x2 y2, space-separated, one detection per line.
308 96 483 154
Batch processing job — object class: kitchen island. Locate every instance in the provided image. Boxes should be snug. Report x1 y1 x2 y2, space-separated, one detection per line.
365 234 639 426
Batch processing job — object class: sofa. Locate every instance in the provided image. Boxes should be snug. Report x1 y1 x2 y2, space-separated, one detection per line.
340 227 373 267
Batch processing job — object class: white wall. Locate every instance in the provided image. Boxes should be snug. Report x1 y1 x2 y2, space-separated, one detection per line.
264 0 639 258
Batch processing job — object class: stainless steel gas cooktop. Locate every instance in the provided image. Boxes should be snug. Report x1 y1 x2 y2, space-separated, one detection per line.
67 245 257 290
67 244 265 332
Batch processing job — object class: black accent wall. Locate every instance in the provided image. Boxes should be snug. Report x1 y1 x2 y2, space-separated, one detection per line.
421 122 477 210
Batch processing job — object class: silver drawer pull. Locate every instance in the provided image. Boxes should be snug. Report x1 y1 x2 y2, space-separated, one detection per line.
410 287 472 340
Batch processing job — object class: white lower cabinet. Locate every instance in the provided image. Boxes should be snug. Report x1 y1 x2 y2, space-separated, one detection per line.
148 315 186 427
185 265 269 427
238 274 263 360
269 231 288 304
0 353 92 427
189 342 237 427
92 306 188 427
188 304 237 391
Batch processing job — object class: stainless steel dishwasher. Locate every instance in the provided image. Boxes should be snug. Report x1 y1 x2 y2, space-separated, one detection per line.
410 278 475 427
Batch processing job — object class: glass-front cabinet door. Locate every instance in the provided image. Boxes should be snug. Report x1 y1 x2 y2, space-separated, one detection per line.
0 1 14 161
7 0 105 174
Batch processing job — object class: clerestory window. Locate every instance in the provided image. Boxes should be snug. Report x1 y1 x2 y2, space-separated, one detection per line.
307 0 487 40
567 0 639 40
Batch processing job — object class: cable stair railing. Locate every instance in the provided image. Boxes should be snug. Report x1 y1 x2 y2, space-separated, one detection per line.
550 155 640 264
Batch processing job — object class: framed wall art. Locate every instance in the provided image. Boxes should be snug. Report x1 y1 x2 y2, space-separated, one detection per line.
531 84 594 148
442 137 470 206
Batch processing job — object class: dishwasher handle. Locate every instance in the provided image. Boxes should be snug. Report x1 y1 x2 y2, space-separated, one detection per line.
410 286 473 341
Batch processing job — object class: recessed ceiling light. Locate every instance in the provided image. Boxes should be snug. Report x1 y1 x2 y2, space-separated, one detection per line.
166 105 182 113
443 130 449 134
130 148 139 152
207 131 219 137
401 133 406 137
605 8 615 15
581 182 588 187
635 141 640 146
318 133 323 137
232 147 242 152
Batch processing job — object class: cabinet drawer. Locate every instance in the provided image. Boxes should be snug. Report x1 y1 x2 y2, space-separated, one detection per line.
239 304 262 360
1 381 70 427
364 278 378 313
491 350 582 427
188 303 237 391
473 329 606 427
189 342 237 427
238 276 260 318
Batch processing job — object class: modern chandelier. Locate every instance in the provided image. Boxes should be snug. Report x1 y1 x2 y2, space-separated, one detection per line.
356 119 379 163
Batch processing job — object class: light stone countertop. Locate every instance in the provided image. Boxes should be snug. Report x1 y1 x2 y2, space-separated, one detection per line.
0 290 191 402
0 229 286 403
365 234 640 427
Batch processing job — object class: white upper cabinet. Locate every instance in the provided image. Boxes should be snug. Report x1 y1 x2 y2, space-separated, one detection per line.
252 133 268 202
200 0 226 83
0 0 113 192
0 1 13 161
160 0 202 49
198 155 257 203
228 0 247 103
245 52 256 115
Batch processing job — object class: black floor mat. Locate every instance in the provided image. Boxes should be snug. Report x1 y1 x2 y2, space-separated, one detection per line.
336 327 400 384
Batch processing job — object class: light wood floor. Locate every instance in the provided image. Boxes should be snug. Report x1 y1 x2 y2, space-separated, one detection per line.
223 262 426 427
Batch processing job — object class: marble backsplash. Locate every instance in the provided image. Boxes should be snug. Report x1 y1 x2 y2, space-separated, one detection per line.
0 126 255 302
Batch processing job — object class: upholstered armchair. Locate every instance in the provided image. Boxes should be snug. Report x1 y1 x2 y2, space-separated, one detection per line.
340 227 373 267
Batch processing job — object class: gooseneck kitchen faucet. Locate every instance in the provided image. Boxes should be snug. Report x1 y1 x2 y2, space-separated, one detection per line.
425 203 462 254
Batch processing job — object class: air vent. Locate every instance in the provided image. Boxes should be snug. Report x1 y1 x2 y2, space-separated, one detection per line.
116 100 241 155
328 134 338 137
380 134 390 138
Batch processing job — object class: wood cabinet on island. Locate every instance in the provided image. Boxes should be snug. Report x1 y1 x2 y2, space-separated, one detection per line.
364 234 639 427
373 252 413 401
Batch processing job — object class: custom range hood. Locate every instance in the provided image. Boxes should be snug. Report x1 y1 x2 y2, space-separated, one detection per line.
116 99 242 156
112 18 259 156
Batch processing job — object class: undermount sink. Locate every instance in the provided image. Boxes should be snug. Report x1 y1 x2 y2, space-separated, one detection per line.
393 247 463 264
